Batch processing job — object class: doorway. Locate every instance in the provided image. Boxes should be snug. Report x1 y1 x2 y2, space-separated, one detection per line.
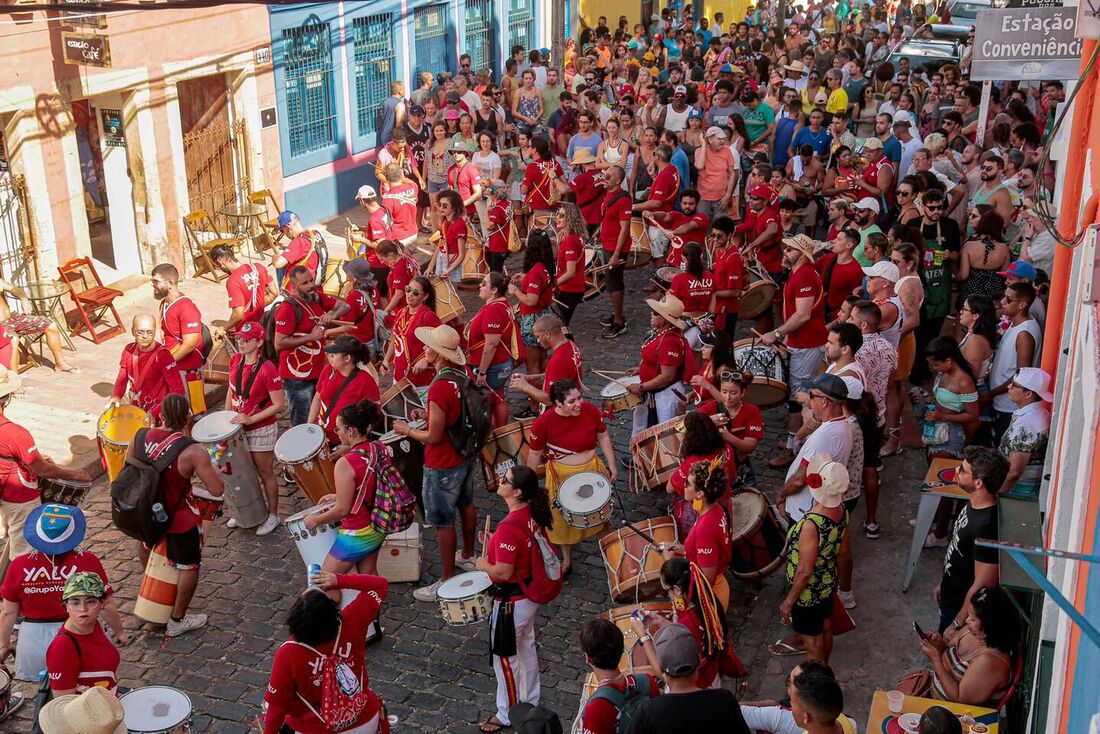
178 74 247 222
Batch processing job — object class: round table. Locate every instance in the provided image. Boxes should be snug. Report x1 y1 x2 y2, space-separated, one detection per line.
23 279 74 350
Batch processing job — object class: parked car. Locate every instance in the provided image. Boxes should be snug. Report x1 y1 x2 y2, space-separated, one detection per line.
887 39 964 76
944 0 993 29
926 22 972 41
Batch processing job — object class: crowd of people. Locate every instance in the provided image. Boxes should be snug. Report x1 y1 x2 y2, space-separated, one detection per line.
0 0 1067 732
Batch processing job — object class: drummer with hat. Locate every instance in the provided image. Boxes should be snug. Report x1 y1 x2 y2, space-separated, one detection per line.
447 140 484 218
737 183 784 328
567 148 606 236
0 370 92 579
0 505 127 682
624 294 696 435
340 258 384 352
483 181 513 274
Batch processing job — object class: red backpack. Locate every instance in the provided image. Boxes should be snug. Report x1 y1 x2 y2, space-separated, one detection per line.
286 625 379 733
519 524 564 605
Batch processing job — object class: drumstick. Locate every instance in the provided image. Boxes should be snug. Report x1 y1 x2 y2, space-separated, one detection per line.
592 369 626 380
751 328 792 354
345 217 359 231
329 319 357 327
481 516 491 559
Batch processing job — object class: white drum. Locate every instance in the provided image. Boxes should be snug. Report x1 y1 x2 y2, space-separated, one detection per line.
600 376 643 415
556 471 613 529
284 502 340 569
437 571 493 626
121 686 192 734
192 410 267 528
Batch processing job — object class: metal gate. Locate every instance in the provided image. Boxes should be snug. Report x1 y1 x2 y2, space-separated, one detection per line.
414 4 449 80
465 0 493 72
181 119 249 219
508 0 534 54
0 172 39 285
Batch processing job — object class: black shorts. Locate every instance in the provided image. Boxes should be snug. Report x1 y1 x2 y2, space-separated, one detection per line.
164 527 203 569
417 190 430 209
791 596 833 636
863 423 883 470
599 250 625 293
842 496 859 514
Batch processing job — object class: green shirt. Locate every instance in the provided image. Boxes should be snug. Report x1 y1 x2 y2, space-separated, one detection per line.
853 224 883 266
742 103 775 144
540 85 563 126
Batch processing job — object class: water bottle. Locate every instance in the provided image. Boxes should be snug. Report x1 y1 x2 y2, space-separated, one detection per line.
921 400 939 444
152 502 168 524
307 563 321 588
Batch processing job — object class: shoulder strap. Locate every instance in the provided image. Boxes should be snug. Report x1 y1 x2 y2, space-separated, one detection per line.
233 356 270 404
821 256 839 313
324 369 361 419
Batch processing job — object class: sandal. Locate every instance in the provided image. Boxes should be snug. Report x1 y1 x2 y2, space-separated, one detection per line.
479 715 511 732
879 427 903 458
768 639 806 657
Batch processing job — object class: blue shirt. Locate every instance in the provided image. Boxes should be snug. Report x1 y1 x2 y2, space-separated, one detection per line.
670 147 691 194
882 135 902 167
792 126 833 158
773 116 800 168
695 28 713 46
567 132 602 161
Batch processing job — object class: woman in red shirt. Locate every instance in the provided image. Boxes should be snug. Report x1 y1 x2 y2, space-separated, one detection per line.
507 231 556 389
527 379 617 574
553 202 588 326
381 276 443 398
433 189 467 283
484 182 512 274
309 336 381 448
625 294 695 435
263 571 390 734
701 370 766 487
669 242 716 352
664 462 734 608
474 465 554 734
46 572 120 696
303 401 388 591
468 272 523 427
666 411 733 541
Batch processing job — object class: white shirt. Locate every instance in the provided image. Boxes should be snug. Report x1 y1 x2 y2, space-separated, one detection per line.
991 318 1043 413
898 136 924 182
460 90 482 113
785 417 854 520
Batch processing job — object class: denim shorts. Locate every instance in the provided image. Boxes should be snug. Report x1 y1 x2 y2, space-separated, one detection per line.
423 459 477 527
788 345 826 400
480 358 514 391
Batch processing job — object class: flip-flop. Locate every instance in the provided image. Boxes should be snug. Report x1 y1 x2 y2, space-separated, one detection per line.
478 715 512 732
768 639 806 657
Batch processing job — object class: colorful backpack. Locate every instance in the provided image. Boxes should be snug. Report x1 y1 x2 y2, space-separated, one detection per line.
352 442 415 534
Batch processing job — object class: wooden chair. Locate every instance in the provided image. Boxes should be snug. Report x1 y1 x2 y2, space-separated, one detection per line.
57 258 124 344
249 189 284 253
182 209 236 282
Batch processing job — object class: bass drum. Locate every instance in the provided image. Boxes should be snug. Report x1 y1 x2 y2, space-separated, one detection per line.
733 338 790 409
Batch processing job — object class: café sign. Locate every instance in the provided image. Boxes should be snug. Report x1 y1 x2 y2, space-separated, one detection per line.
971 6 1084 80
61 32 112 67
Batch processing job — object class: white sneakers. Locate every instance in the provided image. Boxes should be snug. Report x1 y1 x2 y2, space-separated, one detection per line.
454 553 477 572
837 590 857 610
412 579 442 602
166 613 207 638
226 518 238 529
256 514 281 536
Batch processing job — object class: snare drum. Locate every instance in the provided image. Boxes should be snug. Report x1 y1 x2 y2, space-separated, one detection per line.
121 685 193 734
598 517 678 602
274 424 336 505
201 336 236 386
583 249 606 303
190 487 224 534
733 339 789 409
600 376 642 415
628 417 684 492
556 471 613 529
192 411 267 529
729 488 788 580
431 277 466 324
739 262 778 320
459 243 489 290
284 502 341 568
653 266 682 291
97 405 152 482
380 378 426 435
38 478 92 507
437 571 493 626
601 602 674 669
626 218 653 270
480 418 543 492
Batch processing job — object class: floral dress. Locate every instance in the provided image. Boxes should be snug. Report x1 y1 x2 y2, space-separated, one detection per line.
784 510 848 608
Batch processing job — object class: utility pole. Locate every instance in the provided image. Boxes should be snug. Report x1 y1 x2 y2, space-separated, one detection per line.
552 0 564 74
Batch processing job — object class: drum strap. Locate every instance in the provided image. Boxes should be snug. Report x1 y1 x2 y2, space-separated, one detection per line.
130 348 161 398
232 356 270 407
321 369 362 422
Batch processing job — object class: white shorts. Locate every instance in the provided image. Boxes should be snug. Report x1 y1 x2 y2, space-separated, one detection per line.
647 225 669 258
245 422 278 452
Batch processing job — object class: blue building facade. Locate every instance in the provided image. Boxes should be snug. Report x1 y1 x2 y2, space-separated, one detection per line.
268 0 545 221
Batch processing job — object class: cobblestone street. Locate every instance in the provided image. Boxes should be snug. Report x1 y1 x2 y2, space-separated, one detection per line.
0 259 943 733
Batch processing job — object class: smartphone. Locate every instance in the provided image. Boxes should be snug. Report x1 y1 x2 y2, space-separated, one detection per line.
914 621 927 640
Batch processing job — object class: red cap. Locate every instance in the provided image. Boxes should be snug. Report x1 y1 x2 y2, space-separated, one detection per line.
748 184 777 202
619 84 636 97
236 322 264 341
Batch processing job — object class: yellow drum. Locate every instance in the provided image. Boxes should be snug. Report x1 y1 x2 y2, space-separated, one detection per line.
97 406 152 482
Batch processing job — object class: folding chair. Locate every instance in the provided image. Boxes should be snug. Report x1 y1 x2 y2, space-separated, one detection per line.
182 209 236 282
57 258 124 345
249 189 285 254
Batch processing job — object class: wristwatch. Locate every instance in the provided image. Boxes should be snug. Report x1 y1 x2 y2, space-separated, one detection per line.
637 634 652 645
773 329 782 340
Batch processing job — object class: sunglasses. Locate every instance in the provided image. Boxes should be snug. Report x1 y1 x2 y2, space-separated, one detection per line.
719 370 747 383
925 204 944 211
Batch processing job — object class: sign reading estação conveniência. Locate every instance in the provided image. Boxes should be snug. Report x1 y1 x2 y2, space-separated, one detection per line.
61 32 112 67
972 6 1084 80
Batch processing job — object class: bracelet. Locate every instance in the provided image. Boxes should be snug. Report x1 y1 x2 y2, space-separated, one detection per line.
951 619 963 630
638 634 652 645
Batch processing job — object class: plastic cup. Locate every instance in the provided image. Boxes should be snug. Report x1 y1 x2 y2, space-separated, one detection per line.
887 690 905 714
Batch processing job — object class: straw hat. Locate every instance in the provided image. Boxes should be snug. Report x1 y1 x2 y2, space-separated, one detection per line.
570 148 597 166
38 687 126 734
806 452 848 509
784 60 809 75
0 369 22 399
645 294 686 329
414 324 467 365
782 234 817 260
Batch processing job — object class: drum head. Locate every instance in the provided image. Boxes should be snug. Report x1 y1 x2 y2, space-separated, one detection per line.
284 501 336 525
730 490 767 541
274 424 327 463
192 411 242 443
656 266 682 284
122 686 192 730
558 473 611 512
437 571 491 600
97 406 150 442
739 282 778 320
601 375 639 397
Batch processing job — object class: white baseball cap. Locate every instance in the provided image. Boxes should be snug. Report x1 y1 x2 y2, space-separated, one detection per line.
356 185 378 201
1012 367 1054 402
862 260 900 282
853 196 880 213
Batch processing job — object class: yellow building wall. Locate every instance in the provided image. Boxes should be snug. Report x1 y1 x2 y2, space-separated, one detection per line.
701 0 750 26
578 0 641 27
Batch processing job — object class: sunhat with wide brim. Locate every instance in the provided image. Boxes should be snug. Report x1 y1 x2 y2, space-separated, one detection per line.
414 324 467 366
0 370 22 399
645 294 686 330
570 148 598 165
37 688 126 734
24 503 86 555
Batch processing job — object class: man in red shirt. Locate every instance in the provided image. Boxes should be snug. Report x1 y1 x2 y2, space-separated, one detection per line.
447 141 483 216
737 183 784 329
761 235 828 468
274 266 351 426
637 144 681 266
349 185 393 299
381 162 420 249
814 227 865 324
510 314 582 407
108 313 186 422
578 619 661 734
484 182 513 274
597 166 633 337
272 211 328 290
567 149 606 235
152 263 208 414
209 245 277 337
392 325 479 603
707 217 745 337
652 189 709 269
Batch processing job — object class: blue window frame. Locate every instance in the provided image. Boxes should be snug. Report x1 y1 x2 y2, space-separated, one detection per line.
507 0 534 53
282 22 337 157
352 12 395 139
464 0 493 72
414 4 449 81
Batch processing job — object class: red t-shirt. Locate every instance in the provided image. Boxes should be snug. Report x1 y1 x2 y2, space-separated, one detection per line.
579 673 662 734
487 505 534 592
439 218 468 256
670 271 715 313
159 295 204 371
751 206 783 273
600 190 634 253
282 231 322 283
649 165 681 212
112 342 185 418
783 263 827 349
665 211 710 268
228 355 283 429
142 428 200 534
639 329 689 383
468 300 516 368
569 169 607 225
522 160 563 210
343 289 378 345
698 400 766 445
274 294 339 381
519 263 553 315
425 373 465 469
47 625 120 694
226 263 272 330
382 182 419 240
2 550 112 622
365 207 393 268
487 201 512 254
556 234 587 294
0 420 40 503
315 367 381 444
712 247 745 318
448 162 482 214
528 402 605 458
543 339 583 392
387 255 421 300
339 442 382 531
814 254 866 321
392 306 442 387
263 575 388 734
685 504 732 573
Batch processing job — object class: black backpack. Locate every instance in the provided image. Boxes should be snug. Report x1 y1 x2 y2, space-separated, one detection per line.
261 297 304 362
110 428 195 546
435 367 492 459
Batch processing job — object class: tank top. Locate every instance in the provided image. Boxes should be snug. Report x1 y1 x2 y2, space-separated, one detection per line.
958 238 1007 302
895 274 924 310
601 139 626 165
930 628 1013 706
991 319 1043 413
517 93 540 123
784 510 848 606
474 108 499 137
876 295 904 349
143 427 199 534
339 440 380 531
960 332 993 383
970 182 1006 209
663 104 691 133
